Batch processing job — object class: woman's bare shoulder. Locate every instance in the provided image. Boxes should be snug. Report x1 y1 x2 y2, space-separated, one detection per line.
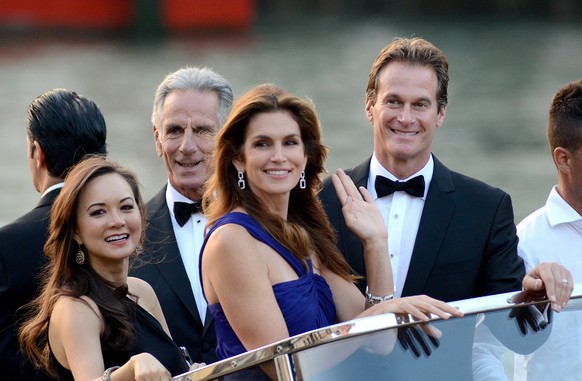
51 295 102 330
207 223 258 256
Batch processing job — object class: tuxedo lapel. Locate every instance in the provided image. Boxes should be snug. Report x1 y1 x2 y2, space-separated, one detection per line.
37 187 61 208
146 188 203 327
402 156 456 297
203 309 214 333
347 158 371 189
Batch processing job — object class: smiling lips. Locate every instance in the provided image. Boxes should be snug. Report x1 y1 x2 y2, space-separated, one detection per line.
390 128 419 136
265 169 291 176
177 158 203 168
105 234 129 243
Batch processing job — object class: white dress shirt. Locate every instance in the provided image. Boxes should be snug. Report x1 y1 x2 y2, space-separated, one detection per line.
41 182 64 198
366 154 434 297
514 186 582 380
166 181 207 324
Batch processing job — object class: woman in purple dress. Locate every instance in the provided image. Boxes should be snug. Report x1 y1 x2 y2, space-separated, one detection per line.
200 84 462 379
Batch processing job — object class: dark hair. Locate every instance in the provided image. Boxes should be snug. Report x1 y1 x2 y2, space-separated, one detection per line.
19 156 146 375
548 79 582 153
366 37 449 111
26 88 107 178
204 84 354 281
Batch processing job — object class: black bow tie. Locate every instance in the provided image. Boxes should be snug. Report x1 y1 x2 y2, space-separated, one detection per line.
375 175 425 198
173 201 203 227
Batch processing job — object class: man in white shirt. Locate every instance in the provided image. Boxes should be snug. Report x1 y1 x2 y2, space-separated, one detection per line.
320 36 573 381
131 66 233 364
321 37 571 307
514 79 581 380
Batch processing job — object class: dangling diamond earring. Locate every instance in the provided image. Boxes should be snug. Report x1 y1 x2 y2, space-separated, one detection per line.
237 171 246 190
299 170 306 190
75 245 85 265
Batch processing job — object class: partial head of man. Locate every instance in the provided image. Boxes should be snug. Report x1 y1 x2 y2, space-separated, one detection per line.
152 66 233 201
364 37 449 178
26 88 107 193
547 79 582 211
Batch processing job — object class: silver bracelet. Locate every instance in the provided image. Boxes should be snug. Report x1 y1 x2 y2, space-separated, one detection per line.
101 366 120 381
365 290 395 305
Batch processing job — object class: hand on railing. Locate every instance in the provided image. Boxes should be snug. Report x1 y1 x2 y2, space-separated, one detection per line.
189 362 206 371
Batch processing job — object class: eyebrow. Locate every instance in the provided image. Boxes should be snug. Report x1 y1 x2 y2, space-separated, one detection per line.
251 133 301 140
384 93 433 104
86 196 134 211
164 122 215 130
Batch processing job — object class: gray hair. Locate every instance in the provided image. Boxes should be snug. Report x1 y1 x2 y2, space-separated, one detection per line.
151 66 234 128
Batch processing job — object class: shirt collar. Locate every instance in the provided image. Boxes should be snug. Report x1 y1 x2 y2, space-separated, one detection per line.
368 154 434 200
41 182 64 198
546 186 582 227
165 181 202 217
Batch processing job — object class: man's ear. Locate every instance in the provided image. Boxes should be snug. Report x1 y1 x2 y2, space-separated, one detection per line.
153 125 163 157
364 96 374 123
553 147 571 174
436 105 447 129
34 141 46 170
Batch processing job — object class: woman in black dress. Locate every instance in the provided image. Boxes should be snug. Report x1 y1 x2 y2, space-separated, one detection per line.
19 157 190 381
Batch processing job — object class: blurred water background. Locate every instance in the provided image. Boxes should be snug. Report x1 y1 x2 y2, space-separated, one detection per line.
1 1 581 226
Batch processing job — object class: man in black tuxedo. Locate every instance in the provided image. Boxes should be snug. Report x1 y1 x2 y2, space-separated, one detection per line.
320 37 571 309
131 67 233 364
0 89 107 379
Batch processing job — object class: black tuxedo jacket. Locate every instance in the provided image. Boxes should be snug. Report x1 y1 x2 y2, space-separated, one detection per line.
320 155 525 302
0 189 59 381
130 186 217 364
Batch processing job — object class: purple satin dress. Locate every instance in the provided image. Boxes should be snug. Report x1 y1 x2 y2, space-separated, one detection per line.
200 212 336 360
